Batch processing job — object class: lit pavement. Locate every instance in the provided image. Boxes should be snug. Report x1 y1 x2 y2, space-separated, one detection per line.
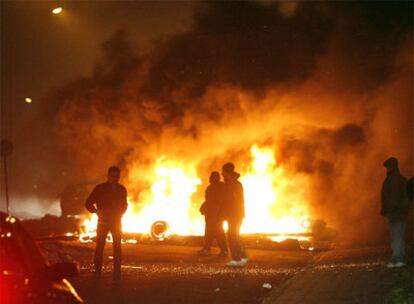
41 242 313 304
263 246 413 304
40 242 408 303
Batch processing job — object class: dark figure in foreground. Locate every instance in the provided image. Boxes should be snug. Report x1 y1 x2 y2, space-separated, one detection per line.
85 166 128 282
407 176 414 263
381 157 409 268
221 163 247 267
198 171 228 256
408 177 414 202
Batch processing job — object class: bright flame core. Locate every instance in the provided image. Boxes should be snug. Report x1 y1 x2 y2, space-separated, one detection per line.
52 7 63 15
241 145 308 234
124 156 202 235
81 145 310 240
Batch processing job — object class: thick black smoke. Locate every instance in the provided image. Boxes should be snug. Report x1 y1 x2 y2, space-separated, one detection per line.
55 1 413 241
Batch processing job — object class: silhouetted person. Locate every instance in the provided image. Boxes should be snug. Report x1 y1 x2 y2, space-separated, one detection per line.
407 177 414 202
381 157 409 268
407 176 414 263
221 163 247 267
198 171 228 256
85 166 128 283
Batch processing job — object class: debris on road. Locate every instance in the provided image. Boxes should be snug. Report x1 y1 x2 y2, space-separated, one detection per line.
262 283 272 289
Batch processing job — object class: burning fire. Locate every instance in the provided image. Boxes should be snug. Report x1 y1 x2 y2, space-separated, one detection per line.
241 145 309 234
80 145 311 241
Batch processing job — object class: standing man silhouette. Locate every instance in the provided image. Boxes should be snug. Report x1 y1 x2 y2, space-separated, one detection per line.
221 163 247 267
85 166 128 283
407 176 414 264
198 171 228 256
381 157 409 268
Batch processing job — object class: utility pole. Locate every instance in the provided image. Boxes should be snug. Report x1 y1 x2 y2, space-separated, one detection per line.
1 139 13 214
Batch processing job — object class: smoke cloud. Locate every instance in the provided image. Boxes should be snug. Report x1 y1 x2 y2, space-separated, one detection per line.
55 1 413 242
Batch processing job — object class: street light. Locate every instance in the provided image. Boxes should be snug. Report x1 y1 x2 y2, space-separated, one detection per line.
52 7 63 15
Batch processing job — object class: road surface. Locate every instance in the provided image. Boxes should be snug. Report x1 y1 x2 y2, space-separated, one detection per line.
41 241 314 304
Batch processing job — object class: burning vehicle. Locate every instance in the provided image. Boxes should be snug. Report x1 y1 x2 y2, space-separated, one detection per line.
59 184 90 218
0 212 84 304
18 145 336 251
78 145 337 250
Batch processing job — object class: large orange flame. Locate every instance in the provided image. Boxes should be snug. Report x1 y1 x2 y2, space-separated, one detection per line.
80 144 311 241
241 145 309 234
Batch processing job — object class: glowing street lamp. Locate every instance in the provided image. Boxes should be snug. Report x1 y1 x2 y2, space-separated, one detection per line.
52 7 63 15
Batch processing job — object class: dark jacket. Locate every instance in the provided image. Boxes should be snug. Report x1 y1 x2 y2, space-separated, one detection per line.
381 168 409 218
222 174 245 220
200 182 225 217
407 177 414 201
85 182 128 222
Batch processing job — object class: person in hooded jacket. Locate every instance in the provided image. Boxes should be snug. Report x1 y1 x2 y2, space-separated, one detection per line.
221 163 248 267
381 157 409 268
198 171 228 256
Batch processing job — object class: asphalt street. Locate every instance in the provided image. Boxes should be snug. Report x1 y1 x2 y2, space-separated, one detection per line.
43 242 314 304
